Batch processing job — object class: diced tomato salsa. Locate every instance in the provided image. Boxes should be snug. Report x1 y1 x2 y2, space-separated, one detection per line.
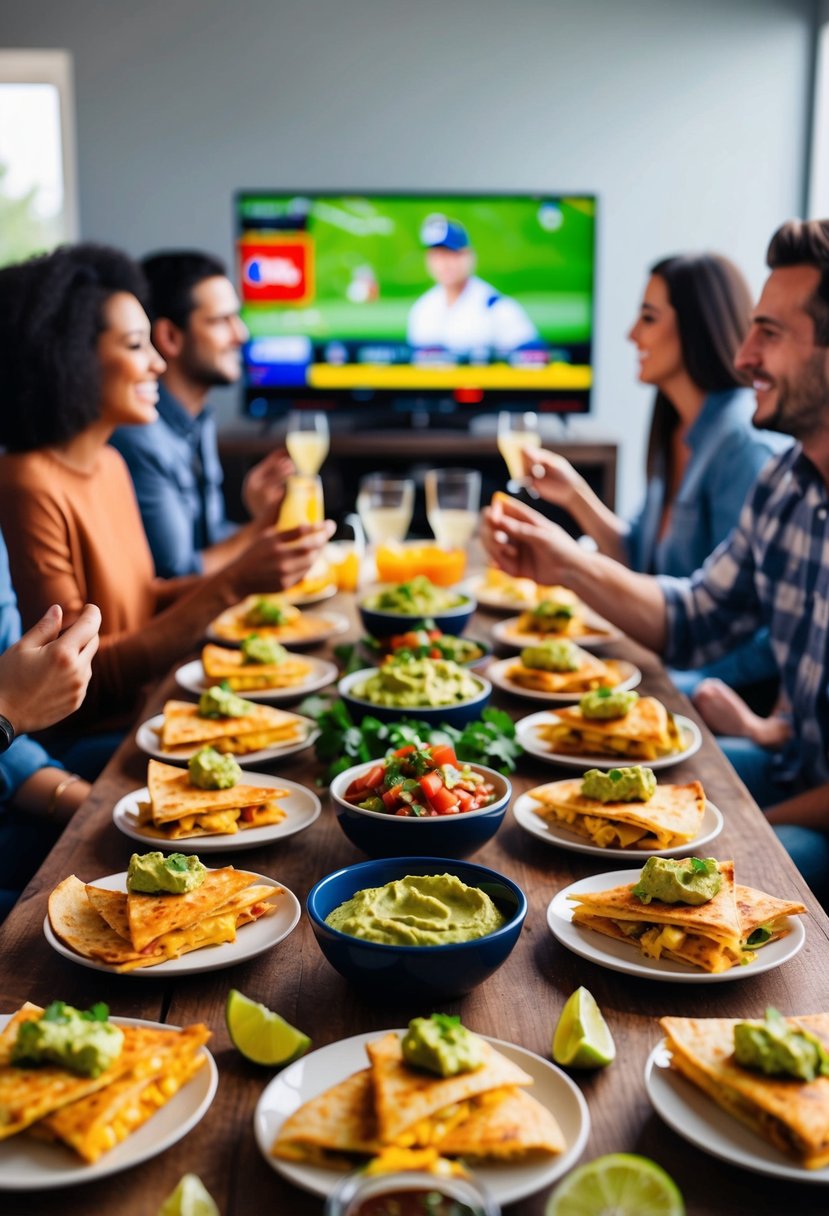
343 744 497 818
377 626 485 666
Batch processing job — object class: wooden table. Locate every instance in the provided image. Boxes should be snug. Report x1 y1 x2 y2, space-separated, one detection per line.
1 596 827 1215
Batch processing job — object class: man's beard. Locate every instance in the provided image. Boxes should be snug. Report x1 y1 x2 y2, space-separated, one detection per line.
761 351 829 441
180 348 240 388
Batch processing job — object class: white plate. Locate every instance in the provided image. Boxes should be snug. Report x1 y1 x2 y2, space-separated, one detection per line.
281 583 338 605
0 1013 217 1190
175 655 339 703
254 1029 590 1206
112 772 321 853
206 610 350 649
463 575 579 615
487 656 641 704
44 869 301 975
135 712 319 767
645 1039 829 1182
515 710 702 772
492 613 623 651
546 869 806 983
513 792 724 860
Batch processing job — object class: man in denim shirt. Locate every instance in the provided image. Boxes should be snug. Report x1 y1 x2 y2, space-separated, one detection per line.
482 219 829 900
0 532 99 917
111 251 292 579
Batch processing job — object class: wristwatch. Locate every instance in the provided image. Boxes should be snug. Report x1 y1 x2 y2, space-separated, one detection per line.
0 714 15 754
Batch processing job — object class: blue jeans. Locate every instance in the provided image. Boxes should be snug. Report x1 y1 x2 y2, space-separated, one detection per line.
718 736 829 901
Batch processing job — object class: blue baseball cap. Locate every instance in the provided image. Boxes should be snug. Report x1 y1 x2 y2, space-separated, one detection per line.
420 214 470 251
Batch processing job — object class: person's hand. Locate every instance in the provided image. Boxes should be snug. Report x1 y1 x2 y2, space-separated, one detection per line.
522 446 585 507
227 520 336 597
242 448 295 524
481 494 581 585
692 678 792 749
0 603 101 735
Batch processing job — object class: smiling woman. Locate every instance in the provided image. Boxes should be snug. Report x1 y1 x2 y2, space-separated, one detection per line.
0 244 332 776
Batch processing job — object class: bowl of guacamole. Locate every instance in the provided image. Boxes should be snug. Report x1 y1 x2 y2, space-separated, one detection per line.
307 856 527 999
339 660 492 728
359 577 476 639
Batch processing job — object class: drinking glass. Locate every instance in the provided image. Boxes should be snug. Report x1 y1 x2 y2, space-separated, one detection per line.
356 474 415 545
425 467 481 549
497 411 540 493
276 474 324 531
326 514 365 592
285 410 330 476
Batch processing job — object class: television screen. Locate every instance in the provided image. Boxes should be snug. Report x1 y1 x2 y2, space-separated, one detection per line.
235 192 596 420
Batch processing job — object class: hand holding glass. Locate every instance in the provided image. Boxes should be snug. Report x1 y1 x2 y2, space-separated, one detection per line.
425 468 481 549
356 475 414 545
276 474 324 531
497 411 540 493
285 411 330 476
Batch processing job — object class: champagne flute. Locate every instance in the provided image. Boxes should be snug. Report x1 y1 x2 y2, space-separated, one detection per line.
285 411 330 476
497 411 540 493
425 468 481 549
356 474 415 545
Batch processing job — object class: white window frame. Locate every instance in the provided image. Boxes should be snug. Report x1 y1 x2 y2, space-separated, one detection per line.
0 49 79 241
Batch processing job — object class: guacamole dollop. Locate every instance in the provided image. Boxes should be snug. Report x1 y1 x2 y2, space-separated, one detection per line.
188 746 241 790
581 766 656 804
734 1008 829 1081
580 687 639 720
325 873 506 945
12 1001 123 1077
529 600 575 632
363 576 467 616
198 685 255 719
351 658 482 708
402 1014 486 1077
632 857 721 906
520 640 581 672
240 634 288 666
243 597 290 627
127 851 207 895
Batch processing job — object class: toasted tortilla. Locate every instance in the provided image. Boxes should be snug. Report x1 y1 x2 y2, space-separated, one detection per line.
660 1013 829 1168
0 1005 196 1140
146 758 288 827
201 643 311 690
159 699 303 753
435 1086 565 1158
210 597 334 644
529 778 706 850
120 866 260 951
506 651 621 694
37 1023 209 1162
366 1031 533 1146
537 696 682 760
271 1069 381 1165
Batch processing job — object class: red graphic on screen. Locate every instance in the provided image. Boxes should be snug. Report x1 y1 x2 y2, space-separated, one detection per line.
238 236 314 304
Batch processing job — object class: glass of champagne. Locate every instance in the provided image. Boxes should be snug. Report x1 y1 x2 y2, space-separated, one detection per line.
497 411 540 493
425 468 481 549
285 410 330 476
356 474 415 545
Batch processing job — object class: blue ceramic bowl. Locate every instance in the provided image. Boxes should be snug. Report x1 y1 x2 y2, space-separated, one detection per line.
330 760 511 859
338 667 492 728
358 594 476 639
306 856 527 999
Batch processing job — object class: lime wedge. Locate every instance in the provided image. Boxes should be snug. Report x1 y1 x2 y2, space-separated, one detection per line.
552 986 615 1068
157 1173 220 1216
225 988 311 1067
546 1154 685 1216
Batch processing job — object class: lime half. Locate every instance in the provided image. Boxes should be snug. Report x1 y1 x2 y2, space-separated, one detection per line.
225 988 311 1067
546 1154 685 1216
157 1173 220 1216
553 987 616 1068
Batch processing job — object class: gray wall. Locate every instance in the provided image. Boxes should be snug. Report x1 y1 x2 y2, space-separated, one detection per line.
3 0 816 514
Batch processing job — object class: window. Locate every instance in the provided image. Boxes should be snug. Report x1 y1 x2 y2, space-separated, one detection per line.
0 50 77 267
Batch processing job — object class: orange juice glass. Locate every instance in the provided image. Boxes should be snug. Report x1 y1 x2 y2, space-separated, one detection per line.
276 474 324 531
375 542 466 586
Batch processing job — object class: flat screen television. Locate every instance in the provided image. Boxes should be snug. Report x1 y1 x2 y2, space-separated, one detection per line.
235 192 596 424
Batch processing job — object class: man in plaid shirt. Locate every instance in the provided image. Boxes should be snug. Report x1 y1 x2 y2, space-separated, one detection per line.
482 218 829 898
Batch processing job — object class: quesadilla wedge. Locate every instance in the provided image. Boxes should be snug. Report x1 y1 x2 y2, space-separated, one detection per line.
138 759 287 840
659 1013 829 1168
505 650 624 695
366 1031 533 1147
35 1023 210 1162
48 872 279 971
529 778 706 850
201 642 312 691
271 1069 381 1166
159 699 306 756
537 696 683 761
433 1086 566 1158
210 596 335 645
